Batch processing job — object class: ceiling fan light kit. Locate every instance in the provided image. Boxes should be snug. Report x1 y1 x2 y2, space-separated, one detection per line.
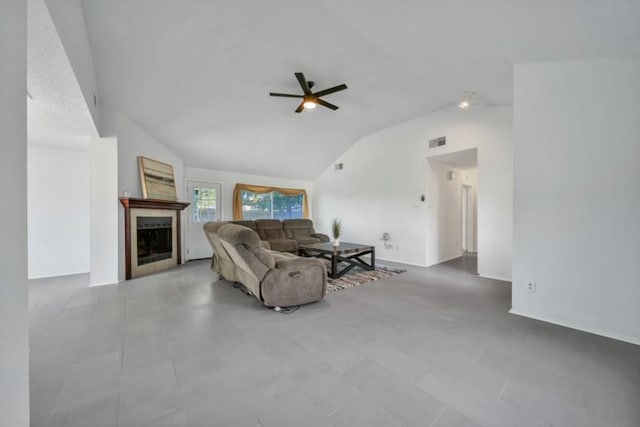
303 98 317 109
270 72 348 113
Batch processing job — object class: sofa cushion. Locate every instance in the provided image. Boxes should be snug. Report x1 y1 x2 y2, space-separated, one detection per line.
265 228 285 240
283 219 313 238
268 239 298 253
295 237 322 246
291 228 311 238
255 219 285 240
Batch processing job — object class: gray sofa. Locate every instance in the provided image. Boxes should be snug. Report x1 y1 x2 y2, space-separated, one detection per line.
203 221 326 307
227 219 329 253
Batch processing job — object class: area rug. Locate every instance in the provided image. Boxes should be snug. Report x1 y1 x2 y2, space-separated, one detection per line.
326 265 405 293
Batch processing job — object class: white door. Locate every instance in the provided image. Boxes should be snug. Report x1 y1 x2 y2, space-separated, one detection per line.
186 181 222 260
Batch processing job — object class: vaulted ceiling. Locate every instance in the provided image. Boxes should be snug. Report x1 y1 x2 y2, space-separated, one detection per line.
28 0 97 148
80 0 640 179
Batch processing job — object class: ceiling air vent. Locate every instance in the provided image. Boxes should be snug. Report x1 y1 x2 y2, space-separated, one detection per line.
334 163 344 171
429 136 446 148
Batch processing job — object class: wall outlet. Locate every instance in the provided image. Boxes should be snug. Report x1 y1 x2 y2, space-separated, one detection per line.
527 282 536 293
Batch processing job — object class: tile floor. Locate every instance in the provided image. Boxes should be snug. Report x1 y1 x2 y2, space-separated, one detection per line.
28 256 640 427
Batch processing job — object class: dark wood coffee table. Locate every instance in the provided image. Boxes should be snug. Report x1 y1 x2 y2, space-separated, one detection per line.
298 242 375 279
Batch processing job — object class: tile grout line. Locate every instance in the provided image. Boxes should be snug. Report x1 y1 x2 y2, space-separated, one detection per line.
429 405 447 427
497 378 510 400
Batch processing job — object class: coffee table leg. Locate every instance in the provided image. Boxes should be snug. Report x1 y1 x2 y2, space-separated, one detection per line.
331 255 338 279
371 248 375 270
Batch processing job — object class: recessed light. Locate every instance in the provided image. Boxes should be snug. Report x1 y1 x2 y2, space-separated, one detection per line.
458 91 475 109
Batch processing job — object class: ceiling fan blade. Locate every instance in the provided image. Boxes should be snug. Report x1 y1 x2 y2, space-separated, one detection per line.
269 92 303 98
317 99 339 111
313 84 348 97
295 72 312 95
295 102 305 113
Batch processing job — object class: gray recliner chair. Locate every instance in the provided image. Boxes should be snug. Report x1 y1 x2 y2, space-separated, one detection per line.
203 222 326 307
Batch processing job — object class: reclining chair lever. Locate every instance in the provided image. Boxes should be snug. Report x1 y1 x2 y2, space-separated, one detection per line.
288 271 301 278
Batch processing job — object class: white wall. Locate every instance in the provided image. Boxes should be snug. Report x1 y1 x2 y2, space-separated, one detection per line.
90 137 118 286
117 113 185 280
27 144 90 278
513 58 640 345
313 105 512 279
426 162 477 265
0 0 30 424
184 166 313 221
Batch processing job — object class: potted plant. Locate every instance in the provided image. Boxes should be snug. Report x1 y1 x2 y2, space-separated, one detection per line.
331 218 342 247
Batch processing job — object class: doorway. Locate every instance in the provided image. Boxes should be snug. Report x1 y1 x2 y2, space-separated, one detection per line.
426 148 478 272
186 180 222 260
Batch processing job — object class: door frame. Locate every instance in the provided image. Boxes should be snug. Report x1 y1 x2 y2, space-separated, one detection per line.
184 179 224 261
461 184 472 254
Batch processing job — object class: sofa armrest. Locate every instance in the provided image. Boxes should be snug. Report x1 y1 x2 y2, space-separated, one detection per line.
260 240 271 250
311 233 330 243
261 257 327 307
275 257 326 271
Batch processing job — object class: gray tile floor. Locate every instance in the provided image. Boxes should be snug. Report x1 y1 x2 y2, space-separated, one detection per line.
29 255 640 427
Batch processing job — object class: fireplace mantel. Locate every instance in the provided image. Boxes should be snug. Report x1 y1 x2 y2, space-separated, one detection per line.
120 197 190 211
120 197 190 280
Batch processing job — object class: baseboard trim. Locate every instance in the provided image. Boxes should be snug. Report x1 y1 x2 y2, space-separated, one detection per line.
509 309 640 346
28 271 90 280
376 257 426 268
89 281 118 287
478 274 512 283
426 254 464 267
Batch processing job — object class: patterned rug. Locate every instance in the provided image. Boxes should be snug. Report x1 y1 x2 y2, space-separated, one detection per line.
326 265 405 293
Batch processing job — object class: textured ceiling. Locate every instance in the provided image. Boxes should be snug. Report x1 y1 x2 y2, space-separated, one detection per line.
28 0 97 148
80 0 640 179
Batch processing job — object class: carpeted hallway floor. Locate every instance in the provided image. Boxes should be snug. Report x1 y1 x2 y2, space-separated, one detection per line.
28 256 640 427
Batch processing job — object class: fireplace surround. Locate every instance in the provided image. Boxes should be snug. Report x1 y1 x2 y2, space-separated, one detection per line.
120 198 189 279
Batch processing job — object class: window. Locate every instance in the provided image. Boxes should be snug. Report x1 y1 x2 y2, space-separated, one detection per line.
232 184 309 220
191 187 218 223
240 190 303 220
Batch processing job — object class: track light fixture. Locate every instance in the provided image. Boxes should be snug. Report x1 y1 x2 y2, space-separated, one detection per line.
458 91 475 109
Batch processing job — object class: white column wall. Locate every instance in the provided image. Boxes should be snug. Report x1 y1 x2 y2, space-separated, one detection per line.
513 58 640 344
0 0 30 424
90 137 119 286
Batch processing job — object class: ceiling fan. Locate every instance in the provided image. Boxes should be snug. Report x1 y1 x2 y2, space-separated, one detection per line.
269 72 348 113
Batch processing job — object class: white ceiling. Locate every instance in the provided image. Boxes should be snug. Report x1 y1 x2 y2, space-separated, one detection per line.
80 0 640 179
28 0 97 149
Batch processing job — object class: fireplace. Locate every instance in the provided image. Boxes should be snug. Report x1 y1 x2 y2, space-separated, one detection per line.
120 198 190 279
137 216 173 266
